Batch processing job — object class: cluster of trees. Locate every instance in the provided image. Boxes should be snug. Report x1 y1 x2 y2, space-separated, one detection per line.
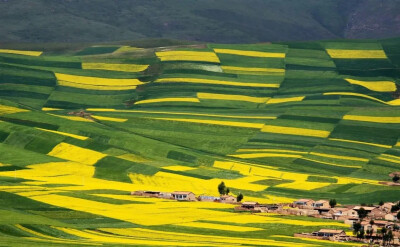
393 174 399 183
218 181 243 202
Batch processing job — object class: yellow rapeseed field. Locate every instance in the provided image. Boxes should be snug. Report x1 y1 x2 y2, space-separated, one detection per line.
0 104 29 115
48 113 93 122
309 152 368 162
156 77 280 88
326 49 387 59
197 92 269 103
229 153 302 159
41 107 61 111
162 165 196 171
324 92 400 106
134 98 200 105
221 66 285 75
343 115 400 123
214 48 286 58
144 117 265 129
55 73 142 91
82 63 149 72
345 78 396 92
261 125 331 138
35 127 89 140
0 49 43 56
175 221 264 232
266 96 305 104
48 142 106 165
236 149 307 155
86 108 277 120
91 115 128 122
328 138 392 149
156 51 220 63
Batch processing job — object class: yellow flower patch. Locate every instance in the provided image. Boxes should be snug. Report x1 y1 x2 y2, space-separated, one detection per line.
326 49 387 59
156 51 220 63
175 221 264 232
345 78 396 92
324 92 400 106
221 66 285 75
266 96 305 104
55 73 143 87
48 142 106 165
0 49 43 56
229 153 302 159
48 113 93 122
236 149 307 155
144 117 265 129
86 108 277 119
134 97 200 105
309 152 368 162
343 115 400 123
35 128 88 140
261 125 331 138
91 115 128 122
58 80 138 90
162 165 196 171
41 107 61 111
328 138 392 149
197 92 269 103
0 104 29 115
82 63 149 72
214 48 286 58
156 77 280 88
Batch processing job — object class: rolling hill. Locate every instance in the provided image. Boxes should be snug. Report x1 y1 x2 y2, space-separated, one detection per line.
0 37 399 246
1 0 400 43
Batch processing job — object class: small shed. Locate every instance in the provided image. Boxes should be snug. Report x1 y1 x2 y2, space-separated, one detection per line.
220 195 237 203
312 229 346 237
242 201 259 209
293 199 315 207
312 200 329 208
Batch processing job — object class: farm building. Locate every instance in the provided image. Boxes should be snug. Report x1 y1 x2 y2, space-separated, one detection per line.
171 191 196 201
198 195 219 202
312 229 346 237
312 200 329 208
220 195 237 203
293 199 314 208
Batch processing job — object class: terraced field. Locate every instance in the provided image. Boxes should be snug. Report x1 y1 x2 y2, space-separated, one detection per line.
0 39 399 246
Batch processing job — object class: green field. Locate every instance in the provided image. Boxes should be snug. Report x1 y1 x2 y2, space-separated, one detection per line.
0 38 399 246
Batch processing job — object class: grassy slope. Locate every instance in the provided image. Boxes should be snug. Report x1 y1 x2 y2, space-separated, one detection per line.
0 38 399 246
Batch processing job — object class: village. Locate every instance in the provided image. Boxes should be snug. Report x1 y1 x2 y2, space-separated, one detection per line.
132 182 400 246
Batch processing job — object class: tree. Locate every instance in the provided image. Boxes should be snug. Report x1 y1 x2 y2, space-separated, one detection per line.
357 229 365 239
358 207 368 220
370 219 375 225
329 199 337 208
397 211 400 221
379 200 384 206
237 193 244 202
393 175 400 183
218 181 230 195
218 182 226 195
353 222 362 235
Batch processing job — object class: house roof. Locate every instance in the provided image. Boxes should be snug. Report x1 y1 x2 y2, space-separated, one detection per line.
317 229 345 234
353 206 376 211
242 201 258 205
295 199 314 203
220 195 235 199
314 200 329 204
172 191 194 195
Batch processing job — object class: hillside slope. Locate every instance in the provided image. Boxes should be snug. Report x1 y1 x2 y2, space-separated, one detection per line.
0 38 399 245
1 0 400 43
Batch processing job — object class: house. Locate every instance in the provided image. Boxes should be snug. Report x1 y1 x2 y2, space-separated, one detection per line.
343 216 359 226
198 195 219 202
353 206 377 214
241 201 259 209
220 195 237 203
171 191 196 201
293 199 315 208
381 202 395 212
361 221 378 233
329 208 358 220
312 200 329 208
370 208 387 219
312 229 346 237
385 213 398 221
